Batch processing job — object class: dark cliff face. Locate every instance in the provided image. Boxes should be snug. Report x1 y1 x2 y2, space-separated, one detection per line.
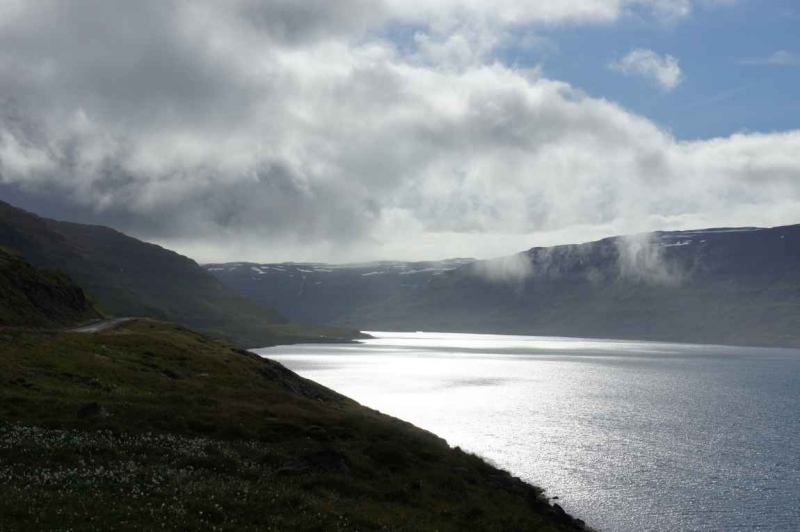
207 225 800 347
0 200 286 345
0 247 101 327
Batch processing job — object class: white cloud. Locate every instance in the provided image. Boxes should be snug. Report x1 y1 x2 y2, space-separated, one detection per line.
741 50 800 67
609 49 683 90
0 0 794 265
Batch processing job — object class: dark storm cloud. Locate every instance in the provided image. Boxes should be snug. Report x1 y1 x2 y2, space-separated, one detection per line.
235 0 387 44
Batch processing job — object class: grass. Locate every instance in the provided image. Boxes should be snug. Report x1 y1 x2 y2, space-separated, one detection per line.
0 320 588 531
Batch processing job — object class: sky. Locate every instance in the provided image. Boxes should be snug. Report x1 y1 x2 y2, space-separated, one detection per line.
0 0 799 264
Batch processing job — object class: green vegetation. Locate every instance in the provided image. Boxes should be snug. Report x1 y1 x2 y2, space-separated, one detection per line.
0 246 101 328
0 320 587 531
0 200 363 347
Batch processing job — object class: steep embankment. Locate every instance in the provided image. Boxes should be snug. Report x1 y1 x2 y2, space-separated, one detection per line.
0 246 101 327
0 200 362 346
207 226 800 347
0 319 589 531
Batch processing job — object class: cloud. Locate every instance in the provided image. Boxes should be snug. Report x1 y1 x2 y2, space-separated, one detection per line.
615 233 683 285
741 50 800 67
380 0 698 27
0 0 796 265
474 254 534 283
609 49 683 90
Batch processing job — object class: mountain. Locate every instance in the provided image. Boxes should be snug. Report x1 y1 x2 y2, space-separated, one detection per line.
0 201 588 530
206 225 800 347
0 200 300 346
204 259 474 325
0 246 101 327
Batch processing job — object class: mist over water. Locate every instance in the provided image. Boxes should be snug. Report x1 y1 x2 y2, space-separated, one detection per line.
255 332 800 532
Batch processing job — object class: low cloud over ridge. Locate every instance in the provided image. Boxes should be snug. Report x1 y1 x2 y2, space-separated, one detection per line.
0 0 798 263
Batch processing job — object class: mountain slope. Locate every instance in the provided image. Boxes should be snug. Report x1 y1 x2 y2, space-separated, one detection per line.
0 246 101 327
0 319 589 531
204 259 474 324
207 226 800 347
0 200 287 346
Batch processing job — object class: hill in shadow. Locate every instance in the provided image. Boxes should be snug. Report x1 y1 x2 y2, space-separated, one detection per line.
0 200 292 346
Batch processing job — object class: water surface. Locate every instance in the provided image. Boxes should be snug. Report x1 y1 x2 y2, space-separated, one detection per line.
254 332 800 531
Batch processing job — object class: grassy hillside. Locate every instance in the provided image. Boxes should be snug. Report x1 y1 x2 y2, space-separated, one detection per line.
0 320 588 531
0 200 363 347
0 246 101 327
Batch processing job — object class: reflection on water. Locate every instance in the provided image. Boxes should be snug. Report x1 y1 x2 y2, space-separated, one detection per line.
253 332 800 532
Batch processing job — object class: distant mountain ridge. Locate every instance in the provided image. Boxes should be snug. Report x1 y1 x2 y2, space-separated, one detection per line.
0 200 287 346
207 225 800 347
204 258 475 325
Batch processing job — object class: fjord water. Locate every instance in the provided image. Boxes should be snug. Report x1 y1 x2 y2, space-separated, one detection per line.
254 332 800 531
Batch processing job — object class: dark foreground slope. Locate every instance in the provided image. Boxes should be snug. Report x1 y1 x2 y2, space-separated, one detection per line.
208 226 800 347
0 320 588 531
0 246 101 327
0 200 362 347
